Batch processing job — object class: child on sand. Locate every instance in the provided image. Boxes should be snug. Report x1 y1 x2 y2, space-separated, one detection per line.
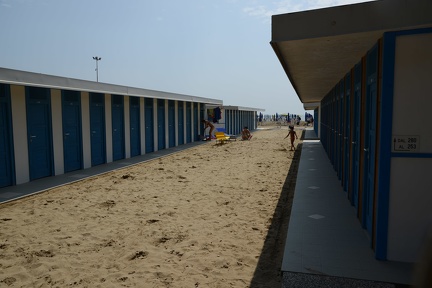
284 125 298 151
241 127 252 140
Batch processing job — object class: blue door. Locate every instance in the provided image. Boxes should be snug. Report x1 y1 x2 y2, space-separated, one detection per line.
186 102 191 143
178 101 184 145
200 105 205 136
62 90 82 173
343 73 351 192
90 93 106 166
130 96 141 157
351 63 362 208
226 110 231 134
333 91 337 167
339 81 344 181
112 95 125 161
157 99 165 150
168 100 175 147
233 111 238 135
145 98 154 153
193 103 198 141
0 84 14 187
26 87 53 180
337 82 343 179
363 45 378 236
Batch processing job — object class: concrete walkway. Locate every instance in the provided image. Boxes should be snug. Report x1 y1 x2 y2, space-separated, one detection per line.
281 128 413 287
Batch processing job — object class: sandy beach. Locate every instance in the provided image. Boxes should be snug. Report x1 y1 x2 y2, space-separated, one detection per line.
0 125 303 288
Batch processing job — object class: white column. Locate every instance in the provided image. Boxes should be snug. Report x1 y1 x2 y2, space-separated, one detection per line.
124 96 131 159
10 85 29 184
51 89 64 175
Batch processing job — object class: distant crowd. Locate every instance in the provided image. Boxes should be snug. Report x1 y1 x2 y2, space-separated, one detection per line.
257 112 314 126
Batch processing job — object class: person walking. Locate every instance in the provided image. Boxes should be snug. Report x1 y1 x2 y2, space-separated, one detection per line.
284 125 298 151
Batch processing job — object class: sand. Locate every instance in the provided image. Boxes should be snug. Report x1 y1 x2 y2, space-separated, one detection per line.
0 125 303 288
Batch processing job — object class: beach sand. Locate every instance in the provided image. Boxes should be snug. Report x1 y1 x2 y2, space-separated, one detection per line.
0 126 303 288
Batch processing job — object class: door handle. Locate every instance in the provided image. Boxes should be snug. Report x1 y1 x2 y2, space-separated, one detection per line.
352 141 356 145
64 133 70 136
364 148 369 152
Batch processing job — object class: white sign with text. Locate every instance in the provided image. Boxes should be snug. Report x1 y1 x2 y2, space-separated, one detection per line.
392 135 420 152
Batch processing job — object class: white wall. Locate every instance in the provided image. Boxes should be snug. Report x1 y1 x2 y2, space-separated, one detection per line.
388 158 432 262
387 32 432 262
81 92 91 169
51 89 64 175
124 96 131 159
10 85 29 184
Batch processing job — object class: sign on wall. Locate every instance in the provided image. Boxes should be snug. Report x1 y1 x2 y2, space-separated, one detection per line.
392 135 420 152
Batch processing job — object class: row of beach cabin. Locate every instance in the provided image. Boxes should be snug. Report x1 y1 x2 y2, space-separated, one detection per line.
0 67 262 188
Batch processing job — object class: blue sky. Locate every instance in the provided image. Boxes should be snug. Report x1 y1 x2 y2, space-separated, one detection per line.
0 0 373 116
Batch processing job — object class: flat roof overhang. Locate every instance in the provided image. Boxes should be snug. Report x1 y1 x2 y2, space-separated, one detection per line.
0 67 223 105
270 0 432 106
223 105 265 112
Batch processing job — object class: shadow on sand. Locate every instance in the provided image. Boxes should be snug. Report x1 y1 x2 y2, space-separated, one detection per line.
249 136 303 288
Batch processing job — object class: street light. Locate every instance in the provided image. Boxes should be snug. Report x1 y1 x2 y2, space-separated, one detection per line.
92 56 101 82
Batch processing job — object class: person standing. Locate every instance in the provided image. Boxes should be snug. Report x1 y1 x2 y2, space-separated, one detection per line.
202 119 214 140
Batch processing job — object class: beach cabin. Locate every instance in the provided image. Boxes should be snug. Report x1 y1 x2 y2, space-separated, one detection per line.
271 0 432 262
0 67 222 188
223 105 264 136
204 104 264 136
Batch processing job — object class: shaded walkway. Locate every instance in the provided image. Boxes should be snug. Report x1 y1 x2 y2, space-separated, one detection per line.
281 128 413 287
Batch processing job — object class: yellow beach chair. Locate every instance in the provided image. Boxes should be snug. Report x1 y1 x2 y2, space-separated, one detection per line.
215 132 230 144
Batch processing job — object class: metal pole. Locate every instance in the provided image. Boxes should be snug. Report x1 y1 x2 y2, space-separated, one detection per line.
93 56 101 82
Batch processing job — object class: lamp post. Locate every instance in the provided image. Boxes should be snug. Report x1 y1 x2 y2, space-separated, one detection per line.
92 56 101 82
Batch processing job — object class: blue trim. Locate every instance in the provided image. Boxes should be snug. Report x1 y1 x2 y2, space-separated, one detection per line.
392 27 432 37
391 153 432 158
375 32 396 260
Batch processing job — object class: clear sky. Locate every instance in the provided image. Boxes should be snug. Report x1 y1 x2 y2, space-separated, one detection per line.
0 0 373 116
